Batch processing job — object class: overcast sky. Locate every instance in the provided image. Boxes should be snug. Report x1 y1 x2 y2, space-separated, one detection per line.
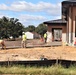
0 0 64 27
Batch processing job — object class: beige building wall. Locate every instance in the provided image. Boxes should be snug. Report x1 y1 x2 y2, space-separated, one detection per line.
47 31 52 43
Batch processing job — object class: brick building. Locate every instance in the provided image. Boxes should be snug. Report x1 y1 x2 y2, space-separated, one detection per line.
44 0 76 45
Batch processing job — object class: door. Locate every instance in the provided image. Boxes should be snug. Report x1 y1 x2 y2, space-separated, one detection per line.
53 29 62 41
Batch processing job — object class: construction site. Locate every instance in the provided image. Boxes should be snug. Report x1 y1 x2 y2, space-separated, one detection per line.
0 0 76 67
0 39 75 67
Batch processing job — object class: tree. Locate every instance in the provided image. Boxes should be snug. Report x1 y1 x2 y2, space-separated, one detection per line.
0 16 9 38
0 16 24 39
24 25 35 32
9 18 24 38
35 23 47 36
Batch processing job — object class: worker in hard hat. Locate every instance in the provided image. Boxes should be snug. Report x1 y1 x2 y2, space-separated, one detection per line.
44 32 47 43
21 32 27 48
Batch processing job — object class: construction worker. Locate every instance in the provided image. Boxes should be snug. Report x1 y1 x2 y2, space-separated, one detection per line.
44 32 47 43
0 39 6 49
21 32 27 48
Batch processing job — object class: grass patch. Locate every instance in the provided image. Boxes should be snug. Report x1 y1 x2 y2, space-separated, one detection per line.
0 64 76 75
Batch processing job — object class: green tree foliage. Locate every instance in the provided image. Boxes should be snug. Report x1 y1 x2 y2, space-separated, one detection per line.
0 16 47 39
0 16 24 39
24 24 47 37
35 23 47 36
24 24 47 36
24 25 35 32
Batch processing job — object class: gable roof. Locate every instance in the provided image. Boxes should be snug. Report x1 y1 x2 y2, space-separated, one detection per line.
43 19 67 24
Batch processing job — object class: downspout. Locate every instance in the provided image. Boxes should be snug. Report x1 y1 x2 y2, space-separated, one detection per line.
67 7 69 43
71 4 73 43
75 17 76 38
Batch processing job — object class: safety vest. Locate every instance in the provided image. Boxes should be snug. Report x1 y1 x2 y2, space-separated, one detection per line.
44 33 47 38
22 34 27 41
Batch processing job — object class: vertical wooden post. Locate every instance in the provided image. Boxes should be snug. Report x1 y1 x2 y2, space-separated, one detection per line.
7 57 9 66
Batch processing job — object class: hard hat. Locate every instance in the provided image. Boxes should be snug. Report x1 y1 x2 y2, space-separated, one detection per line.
22 32 25 33
22 32 25 34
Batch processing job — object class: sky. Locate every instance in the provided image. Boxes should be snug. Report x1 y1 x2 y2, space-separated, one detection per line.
0 0 64 27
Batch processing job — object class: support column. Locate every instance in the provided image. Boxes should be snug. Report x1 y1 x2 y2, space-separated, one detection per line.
68 7 72 44
73 16 76 45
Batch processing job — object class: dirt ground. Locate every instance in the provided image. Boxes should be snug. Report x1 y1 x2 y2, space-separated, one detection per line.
0 45 76 61
0 39 75 61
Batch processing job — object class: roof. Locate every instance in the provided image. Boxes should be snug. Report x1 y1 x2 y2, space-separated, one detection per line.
63 0 76 2
62 0 76 6
62 0 76 17
43 19 67 24
64 0 76 2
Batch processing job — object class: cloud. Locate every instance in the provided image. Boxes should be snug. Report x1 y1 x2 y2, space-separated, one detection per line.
0 1 61 16
19 14 46 21
0 4 8 10
0 1 62 27
18 14 47 27
47 3 61 16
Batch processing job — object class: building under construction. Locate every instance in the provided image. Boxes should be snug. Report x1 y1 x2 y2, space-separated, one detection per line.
44 0 76 45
